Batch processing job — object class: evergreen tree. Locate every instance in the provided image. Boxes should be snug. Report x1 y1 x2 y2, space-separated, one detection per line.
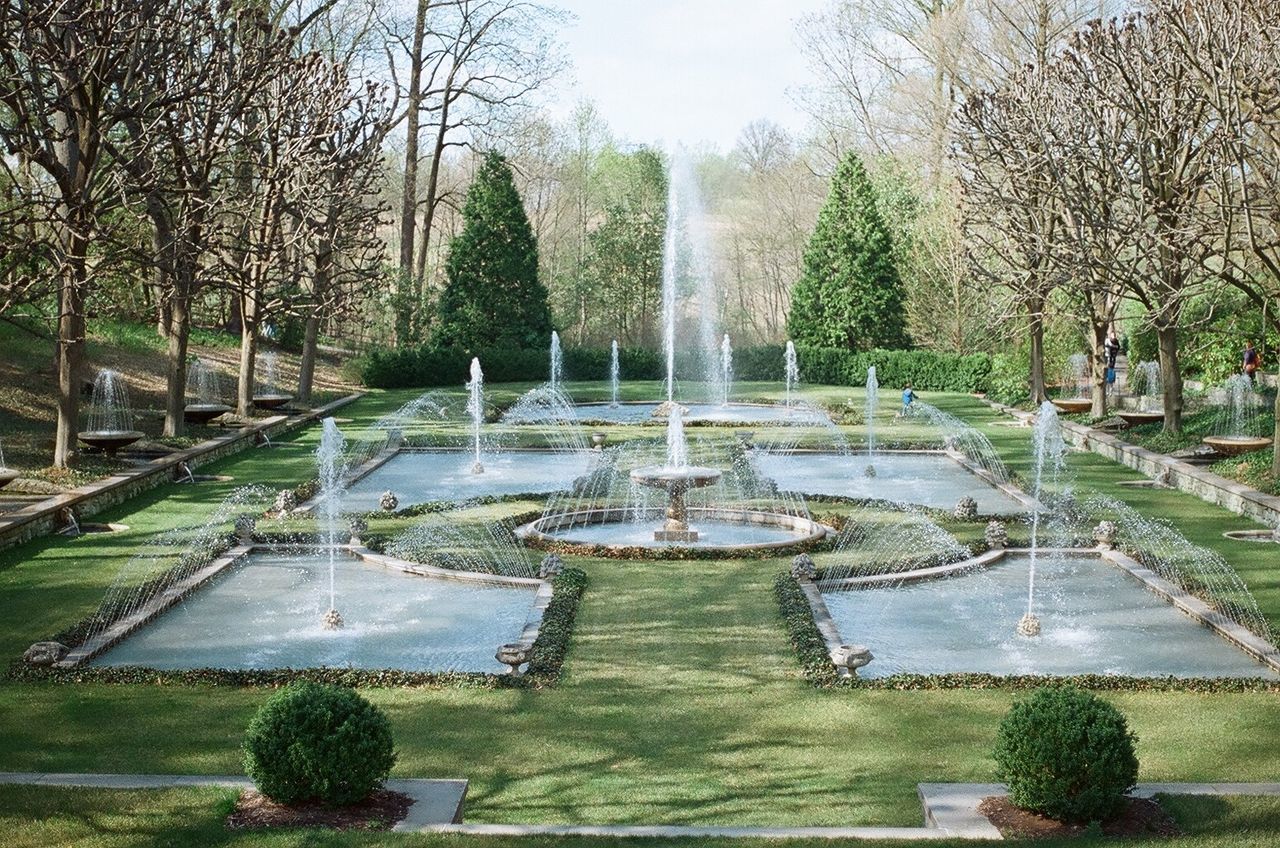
787 151 910 350
436 151 552 349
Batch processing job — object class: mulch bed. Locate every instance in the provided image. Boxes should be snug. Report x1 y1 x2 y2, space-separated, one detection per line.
979 795 1182 839
226 788 412 831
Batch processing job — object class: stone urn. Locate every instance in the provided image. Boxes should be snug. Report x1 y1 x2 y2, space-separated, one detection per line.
954 496 978 520
651 400 689 419
984 520 1008 549
1093 520 1118 549
379 490 399 512
1017 613 1041 637
538 553 564 579
790 553 817 581
831 644 874 677
348 516 369 546
322 608 344 630
274 489 297 515
23 641 69 666
496 643 531 675
591 432 608 451
234 514 257 544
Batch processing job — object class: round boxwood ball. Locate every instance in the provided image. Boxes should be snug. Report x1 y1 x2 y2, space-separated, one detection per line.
243 682 396 806
993 686 1138 824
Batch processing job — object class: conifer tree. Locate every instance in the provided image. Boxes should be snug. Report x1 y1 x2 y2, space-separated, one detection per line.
787 152 910 350
436 151 552 348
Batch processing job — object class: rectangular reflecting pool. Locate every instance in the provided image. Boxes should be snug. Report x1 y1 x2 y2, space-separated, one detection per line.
821 555 1277 679
90 551 538 673
344 449 593 510
756 451 1026 514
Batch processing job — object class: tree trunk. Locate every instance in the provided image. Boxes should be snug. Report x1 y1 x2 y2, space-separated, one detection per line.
395 0 428 344
1090 321 1108 419
1156 323 1183 433
163 295 191 437
1272 359 1280 479
53 258 86 468
298 315 320 405
237 298 258 417
1028 299 1046 404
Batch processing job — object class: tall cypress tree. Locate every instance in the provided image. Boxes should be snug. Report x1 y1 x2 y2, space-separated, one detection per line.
435 151 553 349
787 151 910 351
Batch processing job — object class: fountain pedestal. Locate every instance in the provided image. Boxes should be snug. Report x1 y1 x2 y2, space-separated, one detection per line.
629 465 722 543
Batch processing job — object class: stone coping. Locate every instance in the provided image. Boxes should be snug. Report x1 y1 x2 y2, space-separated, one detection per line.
983 399 1280 527
516 505 830 552
56 543 553 671
0 772 467 830
0 393 362 552
799 546 1280 678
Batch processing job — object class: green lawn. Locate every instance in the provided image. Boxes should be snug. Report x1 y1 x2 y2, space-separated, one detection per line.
0 383 1277 842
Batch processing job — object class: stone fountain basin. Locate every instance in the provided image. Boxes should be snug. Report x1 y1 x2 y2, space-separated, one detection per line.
1050 399 1092 414
628 465 722 488
78 430 144 453
517 506 828 552
184 403 232 424
1203 436 1273 457
252 394 293 410
0 468 19 490
1117 411 1164 427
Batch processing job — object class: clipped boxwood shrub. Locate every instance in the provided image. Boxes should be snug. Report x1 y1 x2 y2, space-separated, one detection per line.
243 682 396 806
993 686 1138 823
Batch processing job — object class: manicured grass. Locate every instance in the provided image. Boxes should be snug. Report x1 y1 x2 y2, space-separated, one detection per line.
0 384 1277 838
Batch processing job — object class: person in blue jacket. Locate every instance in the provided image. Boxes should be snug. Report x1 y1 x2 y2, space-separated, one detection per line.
902 383 918 412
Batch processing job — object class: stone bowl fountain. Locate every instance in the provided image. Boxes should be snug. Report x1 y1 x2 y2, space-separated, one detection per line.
252 393 293 411
81 370 144 454
0 467 19 490
78 430 145 454
628 463 722 542
1203 435 1273 457
1050 398 1092 414
184 403 232 425
1117 411 1164 428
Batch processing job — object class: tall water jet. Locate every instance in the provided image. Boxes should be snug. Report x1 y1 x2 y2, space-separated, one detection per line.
549 331 563 394
1204 374 1272 456
609 340 621 408
316 418 347 629
661 174 679 404
1134 361 1161 397
80 370 144 454
720 334 733 406
1021 401 1066 637
784 341 800 408
466 357 485 474
1051 353 1090 413
865 366 879 476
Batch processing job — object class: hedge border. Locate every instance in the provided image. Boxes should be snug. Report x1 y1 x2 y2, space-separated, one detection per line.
8 567 588 690
773 572 1280 694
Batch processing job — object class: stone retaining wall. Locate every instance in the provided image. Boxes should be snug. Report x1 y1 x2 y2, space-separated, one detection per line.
0 393 362 552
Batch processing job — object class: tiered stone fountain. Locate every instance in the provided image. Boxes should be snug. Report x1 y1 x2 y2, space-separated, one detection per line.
628 409 721 542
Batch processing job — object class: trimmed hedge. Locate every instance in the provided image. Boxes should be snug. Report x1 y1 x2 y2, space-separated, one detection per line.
360 342 991 393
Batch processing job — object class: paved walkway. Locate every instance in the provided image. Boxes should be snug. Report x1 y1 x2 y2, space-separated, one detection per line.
4 773 1278 840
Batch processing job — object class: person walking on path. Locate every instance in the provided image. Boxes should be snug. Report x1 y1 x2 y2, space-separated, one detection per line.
1243 340 1261 384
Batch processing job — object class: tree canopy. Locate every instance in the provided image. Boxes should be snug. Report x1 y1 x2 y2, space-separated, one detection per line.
787 151 909 351
435 151 553 349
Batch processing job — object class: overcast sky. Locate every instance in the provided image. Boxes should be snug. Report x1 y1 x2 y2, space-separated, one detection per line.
545 0 830 152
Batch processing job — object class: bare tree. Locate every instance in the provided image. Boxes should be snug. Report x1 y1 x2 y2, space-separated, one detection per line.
0 0 171 466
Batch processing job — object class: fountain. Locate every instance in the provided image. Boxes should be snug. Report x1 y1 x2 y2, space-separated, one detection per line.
316 418 346 629
466 357 485 474
719 334 733 407
1020 401 1067 637
1051 352 1091 414
1204 374 1272 456
0 437 17 490
609 340 621 408
784 341 799 408
252 350 293 410
184 358 232 425
627 408 722 542
864 366 878 476
1118 360 1164 427
79 370 144 453
549 331 563 394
